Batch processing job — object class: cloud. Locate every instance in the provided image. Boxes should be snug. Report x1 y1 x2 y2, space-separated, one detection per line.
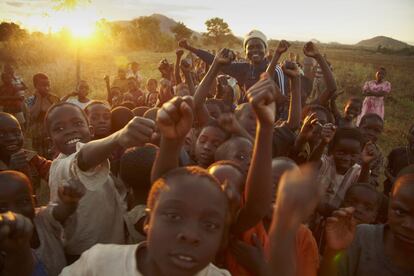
6 1 26 7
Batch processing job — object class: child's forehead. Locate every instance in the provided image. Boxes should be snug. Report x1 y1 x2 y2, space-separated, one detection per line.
88 104 110 113
47 105 87 124
0 115 20 129
0 176 31 196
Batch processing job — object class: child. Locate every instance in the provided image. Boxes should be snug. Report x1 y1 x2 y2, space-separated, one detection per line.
84 101 112 140
27 73 60 158
320 173 414 276
358 113 384 186
357 67 391 125
111 68 129 94
45 102 155 260
60 166 231 276
312 127 376 211
119 144 158 244
0 170 83 275
61 80 91 110
342 183 380 225
384 124 414 194
0 112 50 199
0 71 26 127
214 136 253 175
194 121 229 168
331 96 362 127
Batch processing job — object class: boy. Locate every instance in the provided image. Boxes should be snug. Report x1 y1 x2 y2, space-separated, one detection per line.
331 97 362 128
0 112 50 200
119 144 158 244
342 183 380 225
358 113 384 186
320 173 414 275
214 136 253 175
84 101 112 140
0 170 83 275
61 165 231 275
45 102 155 260
27 73 59 158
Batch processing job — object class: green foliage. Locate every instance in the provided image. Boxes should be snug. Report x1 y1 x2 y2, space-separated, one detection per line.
0 22 27 42
203 17 232 46
170 22 192 42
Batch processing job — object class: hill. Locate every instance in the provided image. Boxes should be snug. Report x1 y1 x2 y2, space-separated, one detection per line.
356 36 412 50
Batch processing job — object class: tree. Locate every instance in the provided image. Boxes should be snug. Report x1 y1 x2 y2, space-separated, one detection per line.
171 22 192 42
0 22 27 42
203 17 232 46
132 16 162 49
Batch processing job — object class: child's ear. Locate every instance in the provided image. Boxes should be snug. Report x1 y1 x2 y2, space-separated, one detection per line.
89 125 95 137
143 210 151 235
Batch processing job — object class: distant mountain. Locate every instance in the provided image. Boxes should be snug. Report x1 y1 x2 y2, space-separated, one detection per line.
356 36 412 50
113 13 202 39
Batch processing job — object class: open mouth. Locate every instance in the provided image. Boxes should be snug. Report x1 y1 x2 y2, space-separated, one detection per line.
65 138 81 145
169 253 198 269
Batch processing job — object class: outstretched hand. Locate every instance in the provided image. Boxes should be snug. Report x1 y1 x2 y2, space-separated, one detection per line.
325 207 356 251
303 41 321 58
246 73 277 127
157 96 194 141
116 116 156 148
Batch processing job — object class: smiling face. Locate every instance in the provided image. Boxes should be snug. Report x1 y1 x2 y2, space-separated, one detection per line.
246 38 266 65
344 100 362 120
85 103 111 139
343 185 379 224
195 126 227 168
46 104 92 155
332 138 362 175
388 174 414 249
0 172 35 220
144 174 228 276
0 114 23 160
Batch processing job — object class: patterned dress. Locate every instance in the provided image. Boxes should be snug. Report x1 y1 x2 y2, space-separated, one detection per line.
357 80 391 125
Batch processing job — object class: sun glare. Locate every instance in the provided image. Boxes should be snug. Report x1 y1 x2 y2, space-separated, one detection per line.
46 6 99 38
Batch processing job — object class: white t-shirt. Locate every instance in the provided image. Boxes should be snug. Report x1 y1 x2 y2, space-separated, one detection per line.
48 142 125 255
65 97 91 110
60 243 231 276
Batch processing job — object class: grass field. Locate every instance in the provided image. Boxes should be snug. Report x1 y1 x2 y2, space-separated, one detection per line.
6 44 414 160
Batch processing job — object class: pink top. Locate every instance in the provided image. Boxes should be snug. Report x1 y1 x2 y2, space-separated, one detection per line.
363 80 391 94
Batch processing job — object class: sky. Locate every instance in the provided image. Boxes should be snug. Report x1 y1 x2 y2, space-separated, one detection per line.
1 0 413 45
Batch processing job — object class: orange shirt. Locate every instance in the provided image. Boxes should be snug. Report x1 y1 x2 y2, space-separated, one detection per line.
295 224 320 276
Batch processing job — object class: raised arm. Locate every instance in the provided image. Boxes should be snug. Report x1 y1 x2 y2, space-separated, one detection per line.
175 50 184 85
78 117 155 171
233 74 275 234
303 42 337 106
180 59 196 96
282 61 302 130
193 49 235 126
103 75 112 105
151 96 194 182
268 165 320 276
266 40 290 75
309 123 336 162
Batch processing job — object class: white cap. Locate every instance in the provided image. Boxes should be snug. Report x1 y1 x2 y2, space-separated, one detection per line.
243 30 268 50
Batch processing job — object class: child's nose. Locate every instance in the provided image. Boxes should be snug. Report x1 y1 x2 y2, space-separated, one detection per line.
177 228 200 246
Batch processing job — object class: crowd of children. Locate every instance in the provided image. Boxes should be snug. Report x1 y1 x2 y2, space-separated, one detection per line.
0 29 412 276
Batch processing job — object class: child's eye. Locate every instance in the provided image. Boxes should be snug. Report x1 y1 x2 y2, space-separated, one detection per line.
203 221 220 231
75 121 85 127
394 209 405 216
165 212 182 221
53 126 64 132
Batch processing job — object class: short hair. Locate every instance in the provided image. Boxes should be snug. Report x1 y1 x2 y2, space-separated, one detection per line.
132 106 149 117
0 170 33 194
84 100 110 115
214 137 252 161
32 73 48 86
328 127 364 153
208 160 244 176
345 183 381 206
200 120 231 140
120 144 158 196
147 166 222 210
44 102 89 134
111 106 134 133
146 78 157 86
302 104 334 123
359 113 384 126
